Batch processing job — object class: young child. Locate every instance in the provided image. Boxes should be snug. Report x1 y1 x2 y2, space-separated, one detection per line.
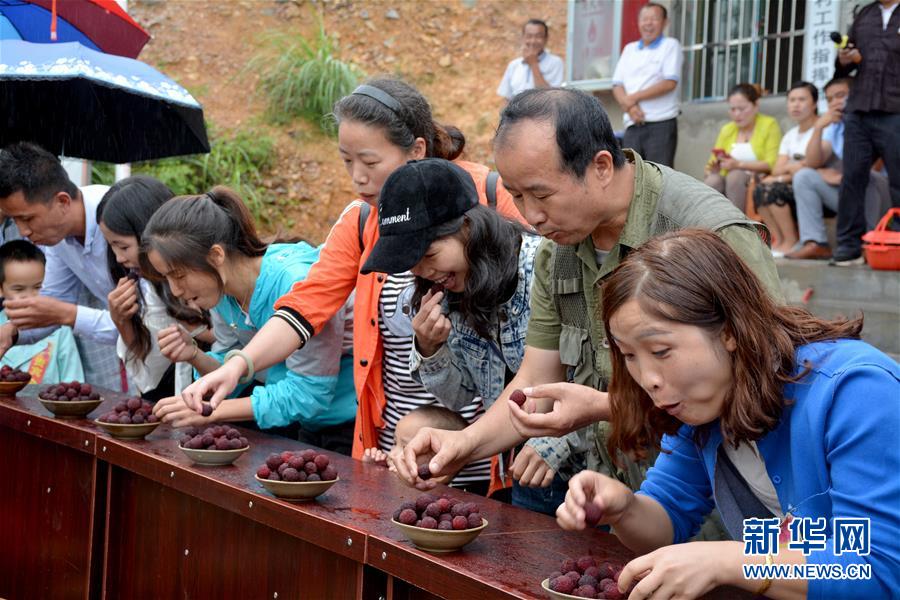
363 406 478 491
0 240 84 383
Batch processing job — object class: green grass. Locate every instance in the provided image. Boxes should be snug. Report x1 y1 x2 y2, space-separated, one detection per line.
252 16 364 134
91 126 276 225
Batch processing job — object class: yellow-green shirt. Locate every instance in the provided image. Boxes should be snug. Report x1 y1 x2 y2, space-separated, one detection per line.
709 113 782 175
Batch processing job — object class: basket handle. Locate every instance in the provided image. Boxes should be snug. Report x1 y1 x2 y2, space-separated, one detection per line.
872 208 900 233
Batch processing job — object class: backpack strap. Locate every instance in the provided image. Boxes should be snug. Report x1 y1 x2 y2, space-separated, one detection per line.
486 170 500 209
358 201 371 253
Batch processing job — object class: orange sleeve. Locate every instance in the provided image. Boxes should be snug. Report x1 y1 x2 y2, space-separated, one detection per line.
273 202 364 339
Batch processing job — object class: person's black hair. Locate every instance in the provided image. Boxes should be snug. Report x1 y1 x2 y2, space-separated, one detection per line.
0 239 46 285
0 142 78 204
788 80 819 105
97 176 186 363
141 186 268 303
823 77 853 93
411 205 532 339
523 18 549 37
332 77 466 161
728 82 761 103
494 87 626 177
642 2 668 20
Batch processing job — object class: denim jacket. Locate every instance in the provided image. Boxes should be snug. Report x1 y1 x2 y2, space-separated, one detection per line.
409 233 540 410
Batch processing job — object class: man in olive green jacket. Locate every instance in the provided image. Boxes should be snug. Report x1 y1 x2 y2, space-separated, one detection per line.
394 88 782 503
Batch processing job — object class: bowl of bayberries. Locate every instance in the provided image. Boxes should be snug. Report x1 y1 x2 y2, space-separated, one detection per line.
391 493 488 553
541 556 628 599
178 425 249 466
95 397 160 439
254 449 339 500
0 365 32 397
37 381 101 418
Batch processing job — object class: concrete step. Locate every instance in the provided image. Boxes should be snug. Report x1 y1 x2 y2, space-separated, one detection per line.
777 259 900 360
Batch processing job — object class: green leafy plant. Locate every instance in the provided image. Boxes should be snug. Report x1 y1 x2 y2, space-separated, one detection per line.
91 126 276 224
253 17 363 133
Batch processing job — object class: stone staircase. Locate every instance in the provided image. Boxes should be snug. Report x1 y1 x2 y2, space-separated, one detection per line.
777 259 900 360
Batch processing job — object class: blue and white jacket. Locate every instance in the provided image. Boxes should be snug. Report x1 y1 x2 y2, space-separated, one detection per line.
208 243 357 431
409 233 540 410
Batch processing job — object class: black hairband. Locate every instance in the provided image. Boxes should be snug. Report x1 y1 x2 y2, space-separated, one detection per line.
205 191 216 202
352 84 403 114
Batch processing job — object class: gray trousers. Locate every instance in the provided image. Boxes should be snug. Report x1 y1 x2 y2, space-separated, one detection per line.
793 167 891 245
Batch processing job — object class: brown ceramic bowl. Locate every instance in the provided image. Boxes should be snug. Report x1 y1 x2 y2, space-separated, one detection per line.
0 379 30 398
39 397 103 419
541 578 584 599
94 418 161 440
391 517 488 554
254 474 339 501
180 445 250 466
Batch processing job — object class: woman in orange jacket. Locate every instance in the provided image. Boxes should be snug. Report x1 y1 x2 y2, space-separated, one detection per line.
179 78 524 466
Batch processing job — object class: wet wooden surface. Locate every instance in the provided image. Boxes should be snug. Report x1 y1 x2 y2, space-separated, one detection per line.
1 385 751 600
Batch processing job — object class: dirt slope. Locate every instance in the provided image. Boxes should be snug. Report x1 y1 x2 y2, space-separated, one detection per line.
130 0 567 241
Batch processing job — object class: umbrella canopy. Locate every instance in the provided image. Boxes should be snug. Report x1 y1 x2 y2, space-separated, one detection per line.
0 0 149 58
0 40 210 163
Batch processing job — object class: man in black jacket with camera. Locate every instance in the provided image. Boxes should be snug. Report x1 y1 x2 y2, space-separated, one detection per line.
831 0 900 265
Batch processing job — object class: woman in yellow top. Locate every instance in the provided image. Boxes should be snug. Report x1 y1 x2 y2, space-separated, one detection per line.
704 83 782 212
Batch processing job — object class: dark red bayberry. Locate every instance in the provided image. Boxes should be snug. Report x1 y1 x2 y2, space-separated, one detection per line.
509 389 527 406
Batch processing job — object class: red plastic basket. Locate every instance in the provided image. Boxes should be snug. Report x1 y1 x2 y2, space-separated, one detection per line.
862 208 900 271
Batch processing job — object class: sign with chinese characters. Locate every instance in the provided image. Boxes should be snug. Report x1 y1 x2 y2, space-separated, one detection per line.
803 0 841 112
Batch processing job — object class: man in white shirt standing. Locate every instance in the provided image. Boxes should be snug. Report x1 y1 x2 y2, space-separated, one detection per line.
612 2 683 167
0 142 122 391
497 19 564 102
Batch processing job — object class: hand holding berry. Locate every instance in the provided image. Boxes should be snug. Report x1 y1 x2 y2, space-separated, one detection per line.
412 288 450 357
557 470 633 531
107 276 139 325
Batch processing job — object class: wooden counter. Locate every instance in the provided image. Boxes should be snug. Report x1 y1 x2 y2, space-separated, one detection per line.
0 386 750 600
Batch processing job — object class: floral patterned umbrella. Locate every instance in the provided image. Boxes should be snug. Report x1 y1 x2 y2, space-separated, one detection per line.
0 39 209 162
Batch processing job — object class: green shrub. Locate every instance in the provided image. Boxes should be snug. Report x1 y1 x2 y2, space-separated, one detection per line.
253 17 363 133
91 127 276 224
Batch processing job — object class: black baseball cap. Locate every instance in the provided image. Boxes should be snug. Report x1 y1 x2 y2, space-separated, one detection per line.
360 158 479 275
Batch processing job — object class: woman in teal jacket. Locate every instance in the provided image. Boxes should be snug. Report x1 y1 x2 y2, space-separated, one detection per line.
149 187 357 454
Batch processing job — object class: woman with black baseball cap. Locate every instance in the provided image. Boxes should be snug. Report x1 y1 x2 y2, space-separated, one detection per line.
361 159 566 511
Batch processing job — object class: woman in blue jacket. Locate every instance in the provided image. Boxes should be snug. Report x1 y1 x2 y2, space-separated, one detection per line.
556 229 899 599
149 187 357 454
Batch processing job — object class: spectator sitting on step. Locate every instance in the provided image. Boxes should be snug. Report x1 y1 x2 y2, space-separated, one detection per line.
786 77 890 260
704 84 781 213
751 81 819 257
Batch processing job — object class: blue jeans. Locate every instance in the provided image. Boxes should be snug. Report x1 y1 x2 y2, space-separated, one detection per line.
512 473 570 516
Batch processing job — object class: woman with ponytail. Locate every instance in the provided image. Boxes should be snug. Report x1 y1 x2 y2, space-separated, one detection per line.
147 187 357 453
180 78 525 484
